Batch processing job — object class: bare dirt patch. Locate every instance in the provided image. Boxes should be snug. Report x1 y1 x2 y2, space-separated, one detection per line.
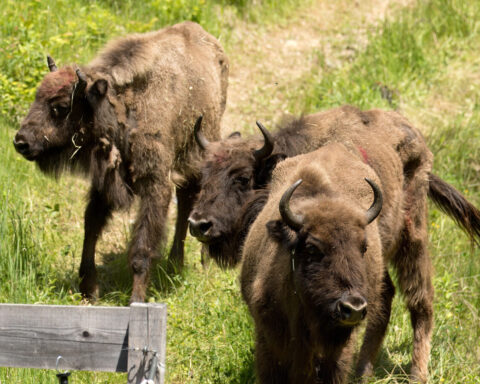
222 0 413 133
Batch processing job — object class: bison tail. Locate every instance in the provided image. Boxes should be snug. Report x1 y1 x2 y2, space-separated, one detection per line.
428 173 480 246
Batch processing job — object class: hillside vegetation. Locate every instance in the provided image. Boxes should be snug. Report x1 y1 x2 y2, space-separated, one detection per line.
1 0 479 383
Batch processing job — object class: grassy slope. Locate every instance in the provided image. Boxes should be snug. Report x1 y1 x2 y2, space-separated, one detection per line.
1 0 479 383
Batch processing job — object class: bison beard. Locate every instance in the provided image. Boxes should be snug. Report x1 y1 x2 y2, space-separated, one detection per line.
14 22 229 302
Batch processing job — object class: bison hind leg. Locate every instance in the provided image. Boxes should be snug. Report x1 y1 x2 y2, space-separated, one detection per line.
128 180 172 303
393 226 433 383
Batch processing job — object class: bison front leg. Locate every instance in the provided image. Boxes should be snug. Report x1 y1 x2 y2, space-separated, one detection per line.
168 179 200 271
317 342 354 384
254 333 289 384
355 270 395 378
129 181 172 303
80 189 112 299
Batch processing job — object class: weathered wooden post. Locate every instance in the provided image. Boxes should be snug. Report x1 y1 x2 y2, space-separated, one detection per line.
0 303 167 383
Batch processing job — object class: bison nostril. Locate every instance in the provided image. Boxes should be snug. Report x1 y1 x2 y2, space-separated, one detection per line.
337 297 367 325
338 301 352 319
188 218 214 241
198 221 212 233
13 139 30 153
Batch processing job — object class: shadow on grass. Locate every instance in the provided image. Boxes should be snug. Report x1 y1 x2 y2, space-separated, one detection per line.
372 343 411 383
98 249 188 301
49 247 188 305
236 353 255 384
219 349 255 384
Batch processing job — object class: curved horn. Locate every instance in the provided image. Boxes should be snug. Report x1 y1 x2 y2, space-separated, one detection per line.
72 68 88 102
279 179 304 231
253 121 274 161
194 115 209 150
47 55 58 72
365 178 383 224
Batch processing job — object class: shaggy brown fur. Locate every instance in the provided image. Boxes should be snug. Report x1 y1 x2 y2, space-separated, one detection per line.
241 145 393 383
191 106 480 267
191 105 480 381
14 21 229 302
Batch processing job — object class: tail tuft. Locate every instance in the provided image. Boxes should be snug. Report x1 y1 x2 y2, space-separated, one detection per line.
428 173 480 246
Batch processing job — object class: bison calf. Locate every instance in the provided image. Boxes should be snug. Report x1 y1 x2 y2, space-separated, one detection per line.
241 144 397 383
14 22 229 302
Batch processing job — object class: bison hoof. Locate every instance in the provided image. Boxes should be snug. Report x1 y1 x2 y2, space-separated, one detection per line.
409 370 427 384
80 279 99 300
129 292 146 304
354 361 373 380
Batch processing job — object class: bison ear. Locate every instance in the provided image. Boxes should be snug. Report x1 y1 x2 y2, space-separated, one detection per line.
254 153 287 188
87 79 108 103
266 220 298 249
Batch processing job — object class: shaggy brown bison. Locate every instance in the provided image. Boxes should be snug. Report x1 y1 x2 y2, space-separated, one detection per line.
13 21 229 302
241 145 390 383
190 106 480 267
191 106 480 381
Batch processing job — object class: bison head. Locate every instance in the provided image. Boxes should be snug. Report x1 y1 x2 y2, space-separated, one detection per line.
266 178 382 337
188 120 285 266
13 56 109 175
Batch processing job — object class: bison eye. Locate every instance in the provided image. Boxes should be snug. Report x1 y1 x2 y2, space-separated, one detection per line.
305 243 320 256
51 105 70 119
234 176 250 187
361 242 368 255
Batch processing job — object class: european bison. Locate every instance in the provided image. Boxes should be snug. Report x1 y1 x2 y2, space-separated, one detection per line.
190 106 480 267
13 21 229 302
241 145 389 383
190 106 480 381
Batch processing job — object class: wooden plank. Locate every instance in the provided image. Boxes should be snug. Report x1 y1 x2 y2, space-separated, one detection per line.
127 303 167 384
0 304 130 372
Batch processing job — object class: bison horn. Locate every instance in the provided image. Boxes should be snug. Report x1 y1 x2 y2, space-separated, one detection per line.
365 178 383 224
253 121 274 161
47 55 58 72
194 115 210 150
279 179 304 231
72 69 88 101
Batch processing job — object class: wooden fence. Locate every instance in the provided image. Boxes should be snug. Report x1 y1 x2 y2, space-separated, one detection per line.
0 303 166 383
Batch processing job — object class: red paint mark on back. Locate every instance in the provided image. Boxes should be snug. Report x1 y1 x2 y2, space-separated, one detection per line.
358 146 369 164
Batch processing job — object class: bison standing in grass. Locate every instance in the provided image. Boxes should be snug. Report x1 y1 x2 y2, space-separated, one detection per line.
13 21 229 302
241 145 388 383
190 106 480 381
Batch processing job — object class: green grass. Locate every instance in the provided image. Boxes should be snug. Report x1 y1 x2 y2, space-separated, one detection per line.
1 0 480 383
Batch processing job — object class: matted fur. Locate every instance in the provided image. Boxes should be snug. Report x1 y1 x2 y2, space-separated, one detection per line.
191 106 480 267
241 145 392 383
192 105 480 382
14 21 229 302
